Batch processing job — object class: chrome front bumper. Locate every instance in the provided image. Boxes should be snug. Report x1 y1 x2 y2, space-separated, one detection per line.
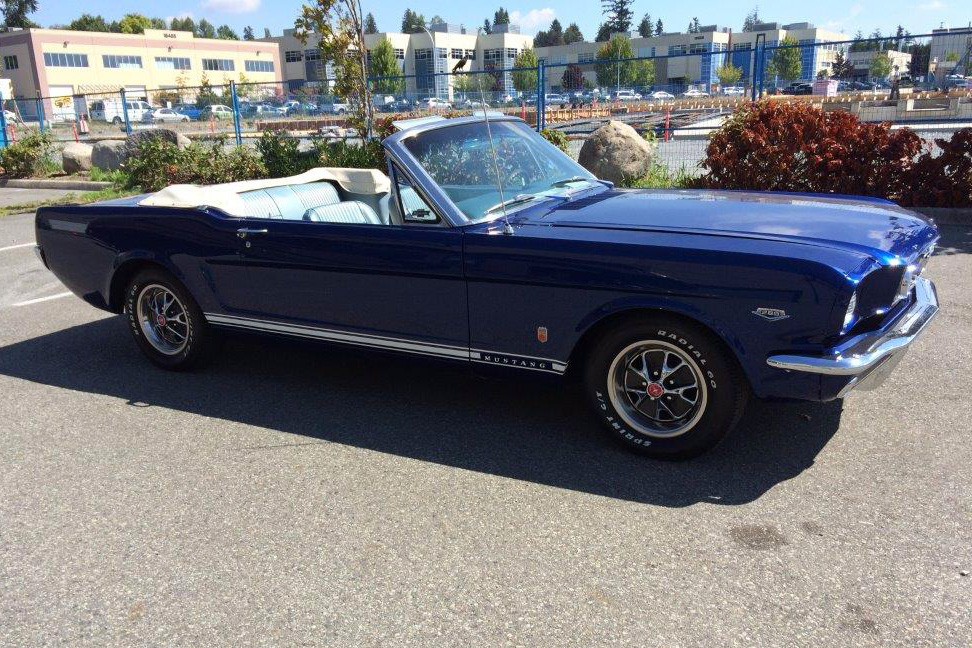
766 277 939 389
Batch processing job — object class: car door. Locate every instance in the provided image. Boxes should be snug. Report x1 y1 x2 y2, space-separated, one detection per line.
228 181 468 355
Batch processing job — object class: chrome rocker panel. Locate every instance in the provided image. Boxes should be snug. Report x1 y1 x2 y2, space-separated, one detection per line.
766 277 939 381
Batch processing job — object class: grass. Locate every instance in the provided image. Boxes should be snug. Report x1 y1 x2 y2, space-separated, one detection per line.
622 163 698 189
88 168 129 184
0 185 140 217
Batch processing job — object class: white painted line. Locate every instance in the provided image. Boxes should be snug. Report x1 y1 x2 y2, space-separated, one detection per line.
0 242 35 253
10 292 72 307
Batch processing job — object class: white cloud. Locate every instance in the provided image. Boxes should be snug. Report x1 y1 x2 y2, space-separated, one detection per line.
508 8 555 33
200 0 261 13
824 2 864 32
917 0 947 9
165 11 194 23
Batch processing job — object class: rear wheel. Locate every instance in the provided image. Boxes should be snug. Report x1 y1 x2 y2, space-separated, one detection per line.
584 316 748 460
124 268 217 370
112 116 122 125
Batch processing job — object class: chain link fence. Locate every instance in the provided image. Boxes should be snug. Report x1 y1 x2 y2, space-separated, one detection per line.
1 28 969 178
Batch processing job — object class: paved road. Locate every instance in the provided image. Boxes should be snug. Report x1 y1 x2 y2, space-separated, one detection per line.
1 209 970 647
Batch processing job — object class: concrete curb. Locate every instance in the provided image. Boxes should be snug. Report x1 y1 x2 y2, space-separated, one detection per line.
0 178 111 191
916 208 972 226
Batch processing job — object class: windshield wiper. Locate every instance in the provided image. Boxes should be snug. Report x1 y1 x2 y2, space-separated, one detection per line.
549 176 594 188
484 194 537 215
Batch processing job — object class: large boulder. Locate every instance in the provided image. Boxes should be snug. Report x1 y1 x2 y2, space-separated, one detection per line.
577 120 653 185
125 128 190 157
61 142 93 174
91 140 129 171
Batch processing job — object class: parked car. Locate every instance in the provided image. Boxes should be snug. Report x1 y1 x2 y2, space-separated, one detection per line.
613 90 643 101
418 97 451 110
199 104 235 120
722 86 745 96
34 115 940 460
782 83 813 95
682 88 709 98
89 99 153 124
649 90 675 100
173 104 202 120
319 99 351 115
142 108 190 124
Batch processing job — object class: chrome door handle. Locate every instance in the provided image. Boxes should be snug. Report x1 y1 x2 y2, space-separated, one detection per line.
237 228 268 239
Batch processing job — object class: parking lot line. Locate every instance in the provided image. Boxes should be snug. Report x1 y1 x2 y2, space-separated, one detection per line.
0 242 35 253
10 292 72 307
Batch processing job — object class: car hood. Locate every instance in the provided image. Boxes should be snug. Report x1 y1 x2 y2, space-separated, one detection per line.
528 188 938 262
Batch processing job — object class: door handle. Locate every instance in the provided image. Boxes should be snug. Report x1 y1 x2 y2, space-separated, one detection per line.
237 228 268 239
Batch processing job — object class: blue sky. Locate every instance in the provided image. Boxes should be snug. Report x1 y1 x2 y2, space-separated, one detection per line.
34 1 971 39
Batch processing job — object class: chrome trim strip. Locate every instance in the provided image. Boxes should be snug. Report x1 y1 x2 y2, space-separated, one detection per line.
203 313 569 374
766 277 939 376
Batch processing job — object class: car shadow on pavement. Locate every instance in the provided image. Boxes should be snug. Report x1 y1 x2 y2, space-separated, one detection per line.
0 316 843 507
932 224 972 256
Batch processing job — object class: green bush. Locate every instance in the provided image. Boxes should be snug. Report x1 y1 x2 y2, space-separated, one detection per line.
124 137 266 192
0 131 56 178
541 128 570 154
318 138 385 170
256 130 321 178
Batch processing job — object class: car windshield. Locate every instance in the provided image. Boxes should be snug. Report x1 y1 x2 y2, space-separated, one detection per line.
402 120 599 224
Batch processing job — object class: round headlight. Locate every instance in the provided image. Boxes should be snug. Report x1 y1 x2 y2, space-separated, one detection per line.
843 292 857 330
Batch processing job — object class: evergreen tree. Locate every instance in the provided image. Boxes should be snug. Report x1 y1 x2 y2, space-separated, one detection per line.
263 27 271 38
563 23 584 44
68 14 110 32
601 0 634 34
368 37 405 95
742 6 760 32
655 19 663 35
494 8 510 25
364 13 378 34
401 9 426 34
638 14 652 38
196 19 216 39
216 25 238 40
243 26 255 40
1 0 37 29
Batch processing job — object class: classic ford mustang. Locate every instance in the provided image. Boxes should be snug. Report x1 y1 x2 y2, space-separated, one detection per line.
35 115 940 459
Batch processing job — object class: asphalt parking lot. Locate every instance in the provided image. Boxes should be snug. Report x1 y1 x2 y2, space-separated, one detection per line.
1 207 970 647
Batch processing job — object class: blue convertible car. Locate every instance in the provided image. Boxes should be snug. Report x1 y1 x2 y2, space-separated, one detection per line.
35 115 940 459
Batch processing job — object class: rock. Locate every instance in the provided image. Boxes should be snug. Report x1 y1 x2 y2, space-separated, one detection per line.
125 128 183 157
61 142 93 174
176 133 191 149
577 120 654 185
91 140 129 171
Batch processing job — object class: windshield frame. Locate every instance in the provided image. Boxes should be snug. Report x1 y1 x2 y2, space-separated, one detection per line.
383 116 604 227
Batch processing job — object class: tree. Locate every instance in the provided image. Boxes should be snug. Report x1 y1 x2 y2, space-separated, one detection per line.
368 37 404 95
637 14 652 38
216 25 239 40
688 18 701 34
534 19 564 47
494 8 510 25
655 19 663 35
766 36 801 82
561 63 584 90
601 0 634 34
170 16 195 33
869 51 893 80
149 17 166 29
716 62 743 86
295 0 373 138
595 35 653 88
118 13 152 34
196 19 216 39
364 13 377 34
401 9 425 34
512 48 538 93
816 69 830 79
595 23 613 42
243 26 255 40
849 30 866 53
907 42 930 77
264 27 271 38
1 0 37 29
563 23 584 44
742 6 760 32
831 51 853 79
482 19 492 34
68 13 110 31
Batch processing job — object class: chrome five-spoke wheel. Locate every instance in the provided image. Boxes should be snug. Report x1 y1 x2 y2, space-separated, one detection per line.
136 283 189 355
607 340 708 438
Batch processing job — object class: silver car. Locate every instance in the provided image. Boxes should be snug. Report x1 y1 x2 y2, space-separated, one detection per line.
143 108 190 123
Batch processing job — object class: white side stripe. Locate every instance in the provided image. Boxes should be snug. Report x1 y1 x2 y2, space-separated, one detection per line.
204 313 568 374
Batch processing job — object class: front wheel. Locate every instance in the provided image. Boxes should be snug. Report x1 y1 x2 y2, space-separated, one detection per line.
584 316 748 460
124 268 218 370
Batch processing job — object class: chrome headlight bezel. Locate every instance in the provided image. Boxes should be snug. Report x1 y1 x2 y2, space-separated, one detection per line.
894 264 918 305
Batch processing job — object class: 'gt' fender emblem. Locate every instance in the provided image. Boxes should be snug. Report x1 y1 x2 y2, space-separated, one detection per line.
753 308 789 321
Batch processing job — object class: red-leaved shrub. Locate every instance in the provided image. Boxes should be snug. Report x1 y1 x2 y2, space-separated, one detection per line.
899 128 972 208
695 101 924 201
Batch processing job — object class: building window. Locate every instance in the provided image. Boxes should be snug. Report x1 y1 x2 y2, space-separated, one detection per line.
415 48 430 60
689 43 707 55
3 55 17 70
578 52 594 63
43 52 89 68
465 49 476 61
669 44 687 56
202 58 235 71
304 49 321 62
506 48 517 59
155 56 191 70
102 54 143 69
436 47 447 59
244 60 274 73
285 50 303 63
393 48 405 60
450 48 463 59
